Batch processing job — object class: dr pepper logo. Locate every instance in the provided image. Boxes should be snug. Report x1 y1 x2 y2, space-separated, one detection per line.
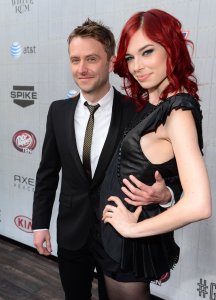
14 215 32 233
12 130 37 154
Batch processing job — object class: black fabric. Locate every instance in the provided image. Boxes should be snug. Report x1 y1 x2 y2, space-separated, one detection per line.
104 275 151 300
100 93 203 280
58 245 94 300
58 245 109 300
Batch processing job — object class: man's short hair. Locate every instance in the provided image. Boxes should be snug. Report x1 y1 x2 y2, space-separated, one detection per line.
67 18 115 59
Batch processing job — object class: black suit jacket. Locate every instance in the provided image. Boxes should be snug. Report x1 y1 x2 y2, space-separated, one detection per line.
32 88 136 250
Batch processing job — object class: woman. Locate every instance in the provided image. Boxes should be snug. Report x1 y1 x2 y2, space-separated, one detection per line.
101 9 211 300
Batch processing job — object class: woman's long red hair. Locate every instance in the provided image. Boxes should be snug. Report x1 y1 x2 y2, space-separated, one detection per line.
114 9 199 110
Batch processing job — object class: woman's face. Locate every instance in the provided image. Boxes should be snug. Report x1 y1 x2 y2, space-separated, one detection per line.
125 28 169 96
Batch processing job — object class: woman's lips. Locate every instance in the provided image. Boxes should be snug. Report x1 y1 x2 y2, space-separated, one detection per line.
136 73 151 81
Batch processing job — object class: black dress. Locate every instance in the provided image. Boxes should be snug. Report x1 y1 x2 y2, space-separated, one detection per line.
99 93 203 281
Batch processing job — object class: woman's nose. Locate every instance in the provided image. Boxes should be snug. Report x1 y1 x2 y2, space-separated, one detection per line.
133 57 144 72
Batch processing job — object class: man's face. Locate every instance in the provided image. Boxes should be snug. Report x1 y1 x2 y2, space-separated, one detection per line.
69 37 114 102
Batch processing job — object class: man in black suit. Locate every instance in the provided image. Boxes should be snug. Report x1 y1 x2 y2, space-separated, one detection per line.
32 19 180 300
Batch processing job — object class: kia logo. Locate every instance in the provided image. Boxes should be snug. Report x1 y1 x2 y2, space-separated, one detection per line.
12 130 37 154
14 215 32 233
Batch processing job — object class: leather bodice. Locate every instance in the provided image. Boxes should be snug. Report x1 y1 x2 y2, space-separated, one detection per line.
119 93 203 186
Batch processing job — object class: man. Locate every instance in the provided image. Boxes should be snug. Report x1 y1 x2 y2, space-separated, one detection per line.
32 19 181 300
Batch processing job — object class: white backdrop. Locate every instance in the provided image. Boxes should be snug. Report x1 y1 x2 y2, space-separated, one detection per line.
0 1 215 299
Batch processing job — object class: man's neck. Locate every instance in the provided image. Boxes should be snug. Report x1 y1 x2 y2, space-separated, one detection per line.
81 84 111 104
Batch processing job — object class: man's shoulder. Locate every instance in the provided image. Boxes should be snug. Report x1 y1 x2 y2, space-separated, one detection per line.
113 88 135 108
50 94 80 108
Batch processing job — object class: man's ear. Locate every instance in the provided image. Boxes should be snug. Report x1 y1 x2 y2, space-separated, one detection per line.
109 55 117 72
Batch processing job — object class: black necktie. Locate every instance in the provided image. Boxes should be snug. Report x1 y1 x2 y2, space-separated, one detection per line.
83 101 100 179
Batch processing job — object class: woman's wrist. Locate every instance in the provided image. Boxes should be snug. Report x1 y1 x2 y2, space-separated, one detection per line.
126 222 139 238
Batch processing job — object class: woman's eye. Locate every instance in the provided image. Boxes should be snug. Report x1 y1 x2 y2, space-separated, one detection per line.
125 56 133 62
143 49 154 56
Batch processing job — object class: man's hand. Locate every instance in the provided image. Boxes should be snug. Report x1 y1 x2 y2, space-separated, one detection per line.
33 230 52 256
121 171 171 206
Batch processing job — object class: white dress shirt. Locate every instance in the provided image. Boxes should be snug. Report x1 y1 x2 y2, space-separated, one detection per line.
74 87 114 176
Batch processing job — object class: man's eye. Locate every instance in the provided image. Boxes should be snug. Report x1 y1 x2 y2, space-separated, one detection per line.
88 57 97 62
70 59 79 64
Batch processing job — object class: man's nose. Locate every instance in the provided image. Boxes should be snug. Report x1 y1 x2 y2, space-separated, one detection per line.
78 60 88 74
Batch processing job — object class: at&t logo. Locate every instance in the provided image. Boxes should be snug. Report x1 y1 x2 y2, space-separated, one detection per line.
10 42 22 59
67 90 78 98
10 42 36 59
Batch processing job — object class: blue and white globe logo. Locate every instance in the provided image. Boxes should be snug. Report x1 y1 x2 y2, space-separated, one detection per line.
67 90 78 98
10 42 22 59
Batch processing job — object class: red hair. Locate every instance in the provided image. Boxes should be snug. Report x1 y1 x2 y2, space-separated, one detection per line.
114 9 199 110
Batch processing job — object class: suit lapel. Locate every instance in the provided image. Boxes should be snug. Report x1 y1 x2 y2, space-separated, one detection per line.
91 89 125 187
66 94 89 181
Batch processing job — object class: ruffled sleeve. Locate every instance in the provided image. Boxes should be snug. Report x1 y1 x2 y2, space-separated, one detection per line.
140 93 203 151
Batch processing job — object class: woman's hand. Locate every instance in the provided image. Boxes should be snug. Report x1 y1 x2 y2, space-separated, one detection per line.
102 196 142 237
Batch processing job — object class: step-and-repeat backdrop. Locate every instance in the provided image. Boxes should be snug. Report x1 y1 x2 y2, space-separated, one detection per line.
0 1 215 299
